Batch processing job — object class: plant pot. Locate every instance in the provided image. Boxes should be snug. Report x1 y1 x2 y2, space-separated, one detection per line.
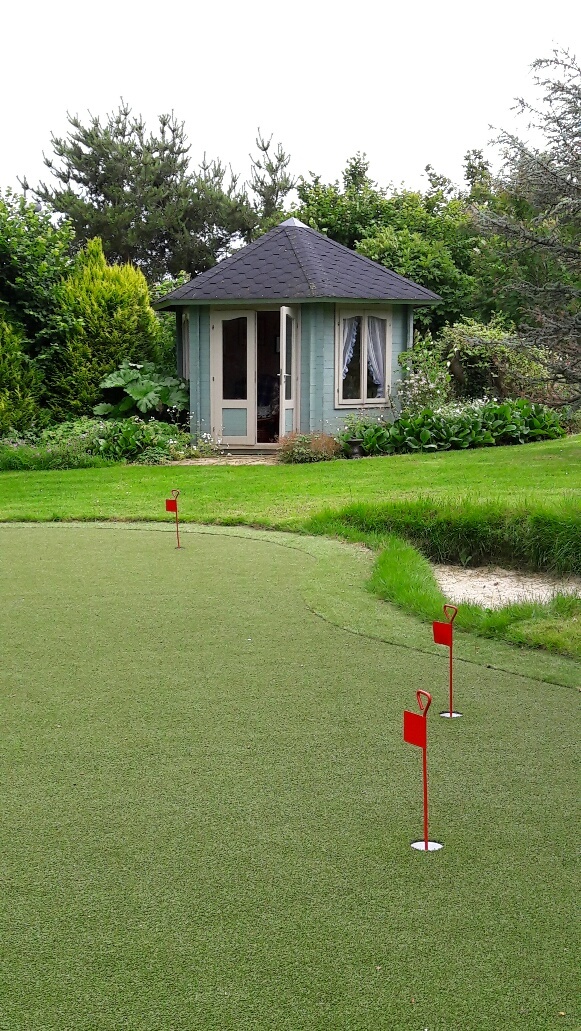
347 437 364 459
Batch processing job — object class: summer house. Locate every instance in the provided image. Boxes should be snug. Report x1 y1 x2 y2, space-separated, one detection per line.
155 218 440 447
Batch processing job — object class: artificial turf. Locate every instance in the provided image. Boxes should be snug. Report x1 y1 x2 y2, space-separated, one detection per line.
0 524 578 1030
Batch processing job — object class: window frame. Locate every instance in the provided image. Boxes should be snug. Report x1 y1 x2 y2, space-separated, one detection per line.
335 307 392 407
181 312 190 380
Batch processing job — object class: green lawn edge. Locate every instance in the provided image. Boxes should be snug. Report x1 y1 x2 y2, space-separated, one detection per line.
4 521 578 690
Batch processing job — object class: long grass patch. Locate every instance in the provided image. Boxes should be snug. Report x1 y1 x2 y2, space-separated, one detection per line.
305 495 581 574
365 533 581 660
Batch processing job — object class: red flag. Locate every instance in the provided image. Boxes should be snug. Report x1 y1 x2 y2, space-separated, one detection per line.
403 710 426 749
165 498 177 513
433 620 452 647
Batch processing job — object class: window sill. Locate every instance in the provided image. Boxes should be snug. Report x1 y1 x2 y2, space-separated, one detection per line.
335 399 390 408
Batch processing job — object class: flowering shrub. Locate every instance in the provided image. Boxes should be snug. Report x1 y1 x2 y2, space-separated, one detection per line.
438 318 554 402
397 334 452 414
278 432 341 463
193 432 221 457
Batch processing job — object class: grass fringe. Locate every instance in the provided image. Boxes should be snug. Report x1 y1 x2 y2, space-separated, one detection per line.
303 502 581 661
304 496 581 575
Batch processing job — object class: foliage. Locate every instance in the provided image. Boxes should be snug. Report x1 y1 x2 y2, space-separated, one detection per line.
248 131 295 229
357 225 471 330
437 318 555 400
336 413 392 456
34 102 257 281
396 334 453 413
399 320 556 412
278 432 341 463
43 239 162 419
39 416 191 464
149 273 189 367
0 189 76 355
191 432 221 457
296 155 480 332
94 361 188 419
0 440 109 471
0 317 42 434
475 50 581 407
336 399 567 455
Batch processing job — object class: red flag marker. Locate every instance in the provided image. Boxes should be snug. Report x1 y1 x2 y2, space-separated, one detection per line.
433 604 462 719
165 489 181 549
403 689 443 852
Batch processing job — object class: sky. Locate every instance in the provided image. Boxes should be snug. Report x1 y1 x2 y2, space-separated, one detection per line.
1 0 579 200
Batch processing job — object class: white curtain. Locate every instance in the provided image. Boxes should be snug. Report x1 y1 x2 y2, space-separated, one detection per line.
367 317 386 396
342 317 360 379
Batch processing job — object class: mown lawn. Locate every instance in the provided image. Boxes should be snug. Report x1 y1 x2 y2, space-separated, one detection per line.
0 435 579 525
0 525 578 1030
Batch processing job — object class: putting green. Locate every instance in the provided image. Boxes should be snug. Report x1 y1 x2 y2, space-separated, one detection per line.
0 525 578 1030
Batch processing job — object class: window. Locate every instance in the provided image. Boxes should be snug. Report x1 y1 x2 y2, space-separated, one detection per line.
337 310 391 406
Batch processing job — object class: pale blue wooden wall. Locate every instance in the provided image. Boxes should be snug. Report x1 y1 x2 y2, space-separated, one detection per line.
184 306 210 437
183 302 411 440
299 303 411 435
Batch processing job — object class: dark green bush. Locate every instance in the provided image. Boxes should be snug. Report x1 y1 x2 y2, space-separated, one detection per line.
0 318 42 434
0 417 193 470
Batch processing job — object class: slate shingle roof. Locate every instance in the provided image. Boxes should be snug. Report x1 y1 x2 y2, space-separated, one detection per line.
155 218 441 306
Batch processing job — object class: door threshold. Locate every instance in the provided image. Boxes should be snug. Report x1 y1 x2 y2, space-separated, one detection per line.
218 445 280 456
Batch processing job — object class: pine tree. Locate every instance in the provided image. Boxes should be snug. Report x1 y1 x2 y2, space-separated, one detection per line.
34 103 256 281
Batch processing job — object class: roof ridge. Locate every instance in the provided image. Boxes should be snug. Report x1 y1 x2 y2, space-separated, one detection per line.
282 225 323 297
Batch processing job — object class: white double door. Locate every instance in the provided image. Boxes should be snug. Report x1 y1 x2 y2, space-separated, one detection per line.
210 307 298 446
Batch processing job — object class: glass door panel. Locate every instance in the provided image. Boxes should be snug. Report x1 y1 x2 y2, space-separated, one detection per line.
280 306 298 437
210 311 256 446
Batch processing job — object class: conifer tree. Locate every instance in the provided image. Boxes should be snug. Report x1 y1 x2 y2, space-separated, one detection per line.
34 103 256 281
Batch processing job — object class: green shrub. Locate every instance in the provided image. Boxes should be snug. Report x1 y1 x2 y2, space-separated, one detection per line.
397 333 453 413
0 190 75 355
43 239 162 419
439 318 552 402
278 432 341 463
0 318 41 434
94 361 188 419
39 416 191 464
336 413 392 456
336 400 567 456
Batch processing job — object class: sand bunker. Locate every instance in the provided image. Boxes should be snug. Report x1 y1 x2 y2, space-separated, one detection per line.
432 564 581 609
